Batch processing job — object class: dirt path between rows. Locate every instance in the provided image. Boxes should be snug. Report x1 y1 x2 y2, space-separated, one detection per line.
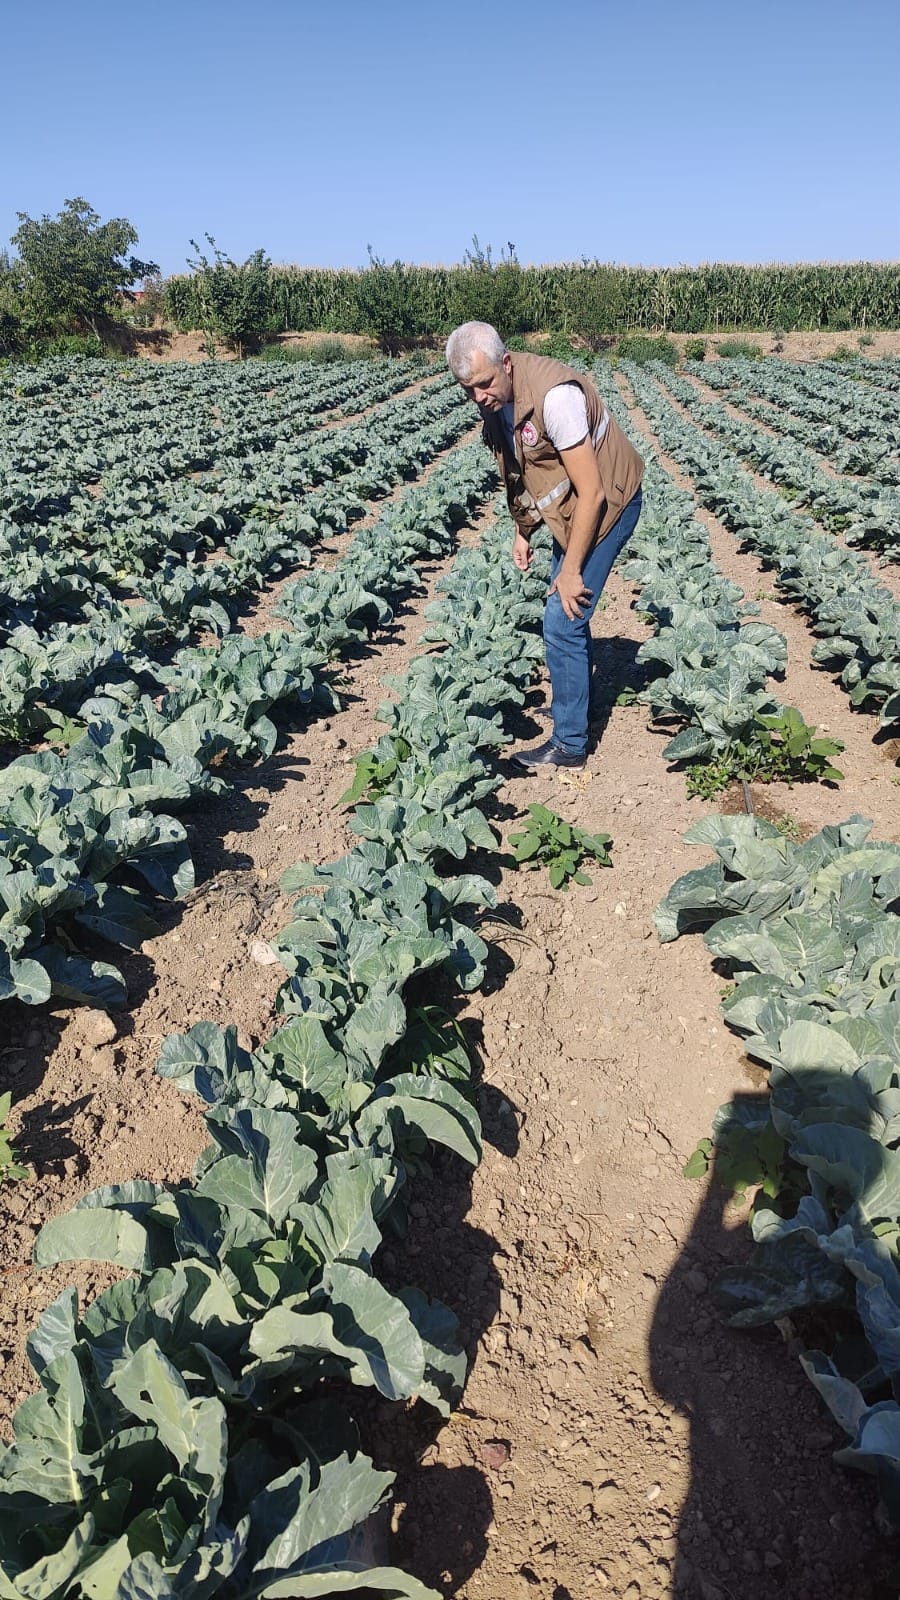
2 392 899 1598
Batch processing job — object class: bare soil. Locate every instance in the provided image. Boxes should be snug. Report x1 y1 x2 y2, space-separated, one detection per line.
114 325 900 366
2 383 900 1599
658 329 900 362
108 327 380 363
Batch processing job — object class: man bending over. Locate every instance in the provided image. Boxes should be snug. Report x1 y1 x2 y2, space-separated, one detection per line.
446 320 644 770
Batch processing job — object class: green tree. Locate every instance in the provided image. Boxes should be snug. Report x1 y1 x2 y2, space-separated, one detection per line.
11 197 156 338
0 249 24 354
185 236 276 357
355 248 425 355
446 236 528 338
558 261 626 348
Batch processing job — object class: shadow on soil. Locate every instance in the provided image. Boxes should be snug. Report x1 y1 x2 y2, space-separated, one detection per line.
649 1090 900 1600
1 1005 83 1174
590 634 646 746
366 1007 519 1592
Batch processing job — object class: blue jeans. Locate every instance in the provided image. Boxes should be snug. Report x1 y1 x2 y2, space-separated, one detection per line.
544 488 643 755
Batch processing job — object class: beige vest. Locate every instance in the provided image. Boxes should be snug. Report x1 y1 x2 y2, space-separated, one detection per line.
483 353 644 549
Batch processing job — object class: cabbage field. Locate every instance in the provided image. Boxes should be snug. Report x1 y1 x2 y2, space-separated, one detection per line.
1 351 900 1599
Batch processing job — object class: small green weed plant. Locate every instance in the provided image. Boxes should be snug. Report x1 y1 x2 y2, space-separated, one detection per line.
27 333 104 360
258 337 364 364
683 337 707 362
715 339 764 360
686 707 844 800
516 332 581 363
0 1093 29 1184
683 1118 789 1208
510 803 612 889
613 333 678 367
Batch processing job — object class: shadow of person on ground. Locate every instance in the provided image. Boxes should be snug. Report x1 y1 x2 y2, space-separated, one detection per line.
649 1089 899 1600
589 633 646 747
375 1160 506 1593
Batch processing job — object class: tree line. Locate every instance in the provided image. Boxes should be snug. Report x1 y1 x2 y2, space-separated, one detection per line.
2 199 898 359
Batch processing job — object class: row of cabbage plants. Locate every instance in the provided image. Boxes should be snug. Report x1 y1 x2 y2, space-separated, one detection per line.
656 813 900 1529
745 358 900 425
620 360 900 1529
599 373 836 787
621 361 900 738
1 380 470 742
603 362 900 1528
0 357 425 520
652 363 900 561
858 358 900 396
696 358 900 488
0 496 554 1598
0 443 495 1011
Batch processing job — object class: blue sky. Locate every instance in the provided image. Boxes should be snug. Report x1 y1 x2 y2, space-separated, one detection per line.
4 0 898 275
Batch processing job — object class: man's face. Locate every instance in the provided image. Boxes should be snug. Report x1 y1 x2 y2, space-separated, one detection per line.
459 349 514 413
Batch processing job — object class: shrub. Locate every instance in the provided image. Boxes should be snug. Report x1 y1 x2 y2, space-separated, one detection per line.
12 197 156 339
0 308 21 356
557 262 626 349
522 331 581 362
683 337 707 362
858 332 875 349
29 332 105 359
0 251 24 355
356 249 428 355
407 346 438 370
613 333 678 366
825 344 860 363
715 339 764 360
128 270 166 328
446 236 529 339
257 337 367 364
185 237 277 357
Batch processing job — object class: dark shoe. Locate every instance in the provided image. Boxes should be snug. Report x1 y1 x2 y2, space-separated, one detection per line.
512 738 586 771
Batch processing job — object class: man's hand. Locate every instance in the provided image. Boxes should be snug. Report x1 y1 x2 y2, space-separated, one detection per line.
549 563 593 620
512 530 533 571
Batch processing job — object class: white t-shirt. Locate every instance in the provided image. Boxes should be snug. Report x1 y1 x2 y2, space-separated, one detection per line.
543 382 590 449
501 382 589 454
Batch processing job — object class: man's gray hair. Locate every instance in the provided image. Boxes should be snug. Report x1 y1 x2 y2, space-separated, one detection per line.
445 321 507 381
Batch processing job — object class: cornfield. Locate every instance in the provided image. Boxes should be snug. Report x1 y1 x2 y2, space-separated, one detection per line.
164 259 900 337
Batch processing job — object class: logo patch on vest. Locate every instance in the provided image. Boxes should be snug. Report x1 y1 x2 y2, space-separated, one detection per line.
520 421 538 447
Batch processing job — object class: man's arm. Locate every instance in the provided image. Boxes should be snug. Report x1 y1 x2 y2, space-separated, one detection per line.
548 438 604 619
512 526 534 571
